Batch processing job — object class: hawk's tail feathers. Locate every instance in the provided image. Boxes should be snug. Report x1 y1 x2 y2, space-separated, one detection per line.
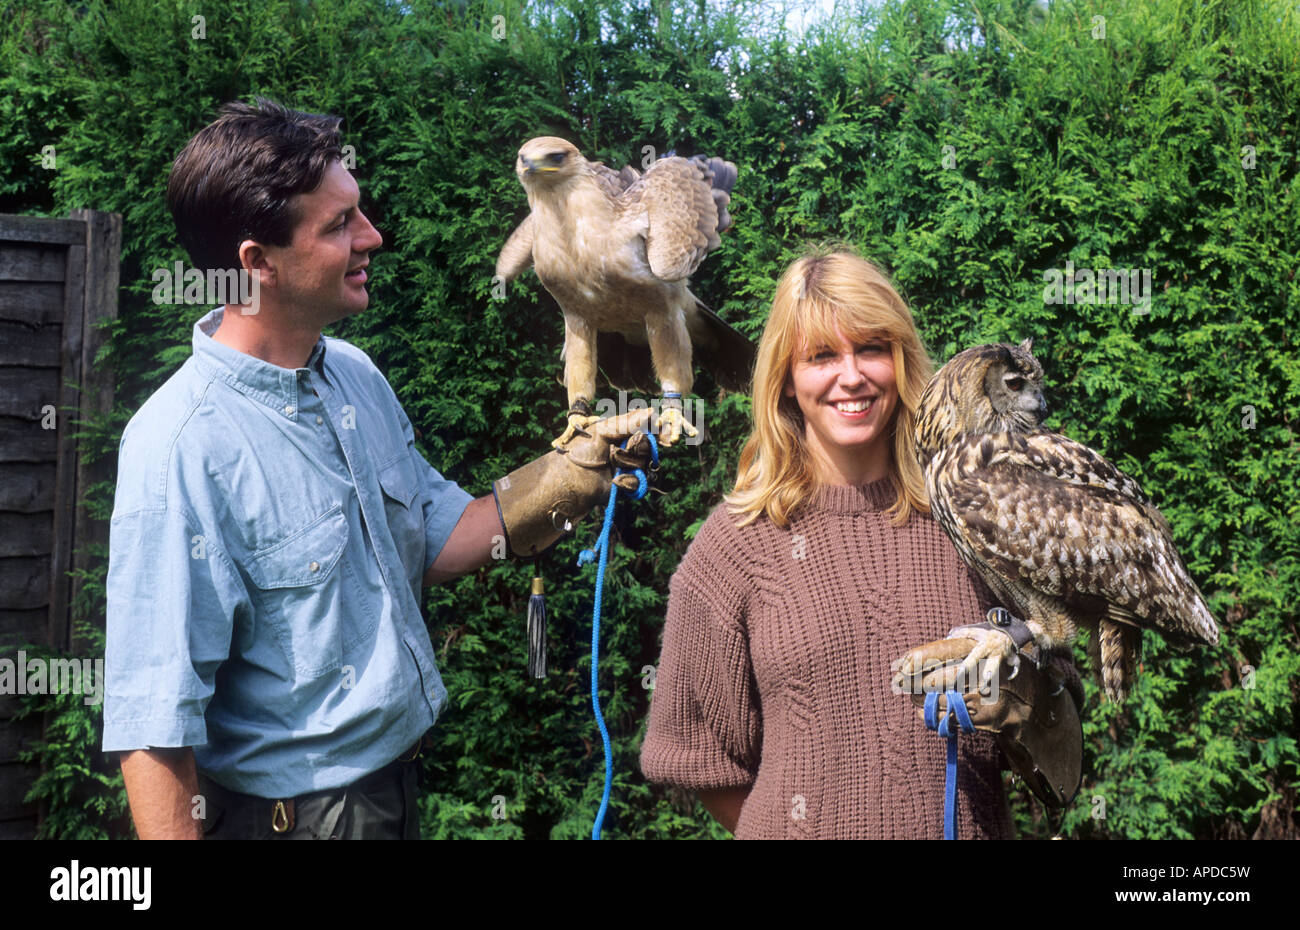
687 299 755 394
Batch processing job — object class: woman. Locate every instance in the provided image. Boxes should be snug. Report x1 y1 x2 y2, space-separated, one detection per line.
639 247 1023 839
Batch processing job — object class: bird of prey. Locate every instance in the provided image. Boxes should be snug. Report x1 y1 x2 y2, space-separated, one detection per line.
912 339 1220 702
495 136 754 446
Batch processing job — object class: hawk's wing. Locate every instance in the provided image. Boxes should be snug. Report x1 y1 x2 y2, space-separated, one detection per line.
590 161 641 198
935 430 1219 645
495 213 535 281
628 157 728 282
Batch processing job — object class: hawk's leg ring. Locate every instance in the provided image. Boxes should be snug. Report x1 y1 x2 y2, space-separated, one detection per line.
655 393 698 447
553 398 603 449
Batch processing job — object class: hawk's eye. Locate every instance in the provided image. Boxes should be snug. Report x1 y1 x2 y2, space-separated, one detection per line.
1004 375 1025 392
547 152 566 165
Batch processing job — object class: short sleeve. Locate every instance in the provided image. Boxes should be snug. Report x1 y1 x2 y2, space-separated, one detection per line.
640 547 762 789
102 505 246 752
391 394 473 567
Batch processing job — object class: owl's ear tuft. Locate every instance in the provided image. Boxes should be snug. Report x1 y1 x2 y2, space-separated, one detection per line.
1019 337 1034 353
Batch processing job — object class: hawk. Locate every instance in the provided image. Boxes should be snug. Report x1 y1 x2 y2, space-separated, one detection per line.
495 137 754 446
912 339 1220 702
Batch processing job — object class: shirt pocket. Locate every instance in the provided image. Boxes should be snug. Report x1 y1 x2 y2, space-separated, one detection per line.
377 453 425 578
244 505 353 678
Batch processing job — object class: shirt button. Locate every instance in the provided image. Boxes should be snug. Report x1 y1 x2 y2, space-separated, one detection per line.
284 405 295 415
309 561 320 572
316 416 324 425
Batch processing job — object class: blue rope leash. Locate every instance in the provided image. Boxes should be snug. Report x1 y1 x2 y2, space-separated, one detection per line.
576 432 659 840
924 689 975 840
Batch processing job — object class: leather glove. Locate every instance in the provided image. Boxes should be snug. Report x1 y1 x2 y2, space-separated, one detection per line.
492 409 659 558
892 627 1084 809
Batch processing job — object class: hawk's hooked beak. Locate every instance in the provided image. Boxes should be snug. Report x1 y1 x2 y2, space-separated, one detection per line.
520 155 561 175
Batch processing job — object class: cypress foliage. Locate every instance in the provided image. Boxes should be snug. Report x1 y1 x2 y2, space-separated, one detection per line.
2 0 1295 839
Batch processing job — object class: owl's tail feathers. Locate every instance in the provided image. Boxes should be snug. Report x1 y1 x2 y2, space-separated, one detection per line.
1099 618 1140 703
687 300 756 394
1188 591 1221 646
690 155 738 232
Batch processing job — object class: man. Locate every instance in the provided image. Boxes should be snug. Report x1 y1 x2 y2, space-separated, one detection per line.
104 99 657 839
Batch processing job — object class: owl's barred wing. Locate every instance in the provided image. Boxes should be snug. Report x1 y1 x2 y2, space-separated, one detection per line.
495 214 535 281
937 432 1219 646
630 157 730 281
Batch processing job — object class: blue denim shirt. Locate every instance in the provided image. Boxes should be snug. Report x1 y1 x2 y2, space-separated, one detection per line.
103 308 473 797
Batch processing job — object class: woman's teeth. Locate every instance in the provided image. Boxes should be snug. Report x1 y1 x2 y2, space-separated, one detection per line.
834 399 873 413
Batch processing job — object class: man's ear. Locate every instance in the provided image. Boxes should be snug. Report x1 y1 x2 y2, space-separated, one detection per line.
239 239 274 287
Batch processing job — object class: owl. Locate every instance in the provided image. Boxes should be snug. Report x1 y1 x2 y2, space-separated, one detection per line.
913 339 1220 702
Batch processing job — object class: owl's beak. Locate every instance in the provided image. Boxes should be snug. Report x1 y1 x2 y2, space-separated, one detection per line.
1037 395 1049 420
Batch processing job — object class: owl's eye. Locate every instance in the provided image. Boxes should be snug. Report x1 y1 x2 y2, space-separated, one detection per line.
1004 375 1026 391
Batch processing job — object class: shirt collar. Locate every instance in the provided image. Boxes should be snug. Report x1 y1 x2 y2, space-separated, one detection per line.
192 307 329 419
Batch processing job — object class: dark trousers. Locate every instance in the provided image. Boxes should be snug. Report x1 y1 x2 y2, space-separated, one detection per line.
198 748 421 840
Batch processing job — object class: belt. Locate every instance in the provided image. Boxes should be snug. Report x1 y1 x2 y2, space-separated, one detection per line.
202 739 423 836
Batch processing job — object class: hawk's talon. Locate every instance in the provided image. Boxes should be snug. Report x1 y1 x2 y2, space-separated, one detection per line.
655 404 698 448
552 413 603 449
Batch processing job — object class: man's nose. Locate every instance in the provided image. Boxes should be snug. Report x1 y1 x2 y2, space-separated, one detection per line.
356 211 383 252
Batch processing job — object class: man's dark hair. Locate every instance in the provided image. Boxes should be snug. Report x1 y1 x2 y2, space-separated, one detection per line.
166 97 343 272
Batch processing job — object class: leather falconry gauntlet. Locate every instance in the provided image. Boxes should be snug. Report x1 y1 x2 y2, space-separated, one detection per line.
492 409 659 558
892 616 1084 809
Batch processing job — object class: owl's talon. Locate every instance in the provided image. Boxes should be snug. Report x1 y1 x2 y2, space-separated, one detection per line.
950 625 1020 694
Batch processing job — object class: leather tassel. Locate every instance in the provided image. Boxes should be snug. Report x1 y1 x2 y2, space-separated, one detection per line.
527 575 547 678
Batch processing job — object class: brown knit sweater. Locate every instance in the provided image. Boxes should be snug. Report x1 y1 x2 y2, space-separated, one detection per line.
640 477 1016 839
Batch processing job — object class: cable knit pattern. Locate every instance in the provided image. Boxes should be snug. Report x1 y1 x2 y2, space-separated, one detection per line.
640 476 1015 839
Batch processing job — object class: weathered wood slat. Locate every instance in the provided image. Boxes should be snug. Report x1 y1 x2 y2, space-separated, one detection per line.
0 818 36 839
0 245 66 283
0 463 56 511
69 210 121 654
0 366 60 419
0 765 40 820
0 512 52 557
0 282 65 326
0 715 42 763
0 419 57 463
0 557 50 609
48 241 85 653
0 320 60 366
0 214 85 246
0 608 48 649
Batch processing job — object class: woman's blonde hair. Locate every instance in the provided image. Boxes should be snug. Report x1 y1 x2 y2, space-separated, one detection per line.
725 245 934 528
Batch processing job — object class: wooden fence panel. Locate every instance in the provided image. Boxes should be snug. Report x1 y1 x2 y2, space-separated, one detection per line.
0 211 119 840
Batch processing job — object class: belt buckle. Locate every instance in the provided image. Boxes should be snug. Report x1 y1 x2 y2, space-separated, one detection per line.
398 740 421 763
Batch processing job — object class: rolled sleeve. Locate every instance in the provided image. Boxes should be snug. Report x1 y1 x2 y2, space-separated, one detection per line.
640 571 761 789
413 448 473 564
390 396 471 565
102 506 245 753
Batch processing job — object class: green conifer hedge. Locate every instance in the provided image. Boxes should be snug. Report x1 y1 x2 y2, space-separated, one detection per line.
2 0 1295 838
